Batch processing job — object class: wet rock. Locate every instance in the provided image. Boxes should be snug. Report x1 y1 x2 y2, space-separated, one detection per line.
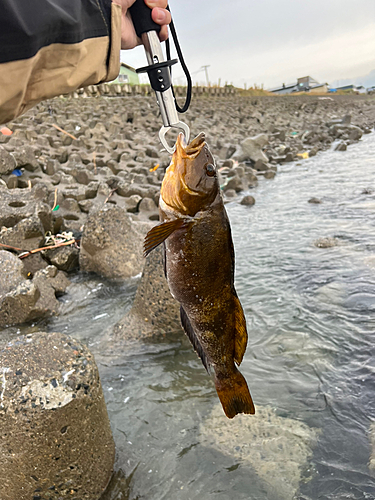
0 280 40 327
110 245 182 343
79 205 150 279
240 195 256 206
223 175 247 193
308 197 322 204
31 265 70 317
314 237 339 248
200 403 319 500
334 141 347 151
264 170 276 179
0 256 69 327
224 189 237 199
0 331 115 499
348 126 363 141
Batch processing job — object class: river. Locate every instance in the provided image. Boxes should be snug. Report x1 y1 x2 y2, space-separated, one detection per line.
7 132 375 499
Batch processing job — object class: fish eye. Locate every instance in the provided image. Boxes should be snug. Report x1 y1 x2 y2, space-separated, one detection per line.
205 164 215 177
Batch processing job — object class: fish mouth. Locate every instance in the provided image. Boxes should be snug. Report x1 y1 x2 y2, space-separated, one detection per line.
160 132 208 213
176 132 206 158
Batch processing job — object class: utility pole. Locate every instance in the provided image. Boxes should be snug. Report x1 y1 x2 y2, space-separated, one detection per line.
202 65 210 87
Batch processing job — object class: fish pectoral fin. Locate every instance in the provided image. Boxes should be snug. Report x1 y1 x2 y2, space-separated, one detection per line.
233 295 248 366
180 306 210 373
143 219 190 257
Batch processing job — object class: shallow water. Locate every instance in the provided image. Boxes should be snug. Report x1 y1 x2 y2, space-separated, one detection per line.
3 133 375 499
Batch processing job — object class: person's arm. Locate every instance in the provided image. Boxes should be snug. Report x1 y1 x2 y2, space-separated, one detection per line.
0 0 170 124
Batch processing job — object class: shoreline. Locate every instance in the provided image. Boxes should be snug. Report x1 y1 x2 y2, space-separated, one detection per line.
0 94 374 328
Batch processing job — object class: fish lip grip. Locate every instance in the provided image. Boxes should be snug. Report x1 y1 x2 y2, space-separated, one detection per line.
129 0 190 154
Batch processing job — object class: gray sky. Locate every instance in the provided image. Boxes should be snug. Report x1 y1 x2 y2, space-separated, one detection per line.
121 0 375 89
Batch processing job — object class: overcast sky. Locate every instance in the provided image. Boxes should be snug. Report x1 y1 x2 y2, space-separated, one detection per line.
121 0 375 89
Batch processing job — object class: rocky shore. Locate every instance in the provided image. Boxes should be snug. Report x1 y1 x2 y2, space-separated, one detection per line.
0 94 374 328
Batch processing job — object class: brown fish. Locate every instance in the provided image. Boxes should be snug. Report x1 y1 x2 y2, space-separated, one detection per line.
144 132 255 418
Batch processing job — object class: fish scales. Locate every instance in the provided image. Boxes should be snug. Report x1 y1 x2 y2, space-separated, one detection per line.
144 132 255 418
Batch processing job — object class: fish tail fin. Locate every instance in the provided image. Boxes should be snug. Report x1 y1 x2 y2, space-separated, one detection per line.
214 369 255 419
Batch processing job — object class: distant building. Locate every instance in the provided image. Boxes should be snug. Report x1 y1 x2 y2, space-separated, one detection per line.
336 84 366 94
111 63 140 85
269 76 328 94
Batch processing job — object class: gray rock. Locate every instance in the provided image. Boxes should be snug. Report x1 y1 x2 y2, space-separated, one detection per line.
240 195 256 206
6 175 18 189
223 175 247 193
0 331 115 499
109 245 182 343
43 159 57 176
0 251 25 295
0 257 70 327
334 141 347 151
0 146 16 175
44 246 80 272
0 216 44 252
138 197 158 213
264 170 276 179
224 189 237 199
253 159 269 172
31 265 70 317
369 422 375 471
0 186 52 232
314 237 339 248
308 197 322 204
0 280 40 327
79 205 150 279
234 133 269 163
13 146 39 171
200 404 319 500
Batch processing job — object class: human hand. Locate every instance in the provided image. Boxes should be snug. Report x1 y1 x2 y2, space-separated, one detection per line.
112 0 171 50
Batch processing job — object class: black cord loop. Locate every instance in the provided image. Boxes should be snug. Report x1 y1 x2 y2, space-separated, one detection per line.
166 6 192 114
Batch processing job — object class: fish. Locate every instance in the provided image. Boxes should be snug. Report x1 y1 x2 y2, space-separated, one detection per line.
144 132 255 418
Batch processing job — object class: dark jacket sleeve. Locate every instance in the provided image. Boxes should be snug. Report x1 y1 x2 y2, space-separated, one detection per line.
0 0 121 124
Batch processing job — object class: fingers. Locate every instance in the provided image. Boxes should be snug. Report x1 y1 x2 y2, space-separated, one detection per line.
158 24 169 42
145 0 168 9
151 7 171 26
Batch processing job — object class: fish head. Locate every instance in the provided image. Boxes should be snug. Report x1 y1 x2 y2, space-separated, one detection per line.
161 132 219 216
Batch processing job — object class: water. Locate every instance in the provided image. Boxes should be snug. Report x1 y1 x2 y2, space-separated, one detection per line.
3 134 375 499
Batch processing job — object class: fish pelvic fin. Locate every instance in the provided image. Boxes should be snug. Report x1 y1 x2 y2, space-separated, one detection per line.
144 219 190 257
215 369 255 419
180 306 210 373
233 295 248 366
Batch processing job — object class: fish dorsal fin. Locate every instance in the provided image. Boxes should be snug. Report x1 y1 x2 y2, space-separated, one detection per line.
233 295 248 366
144 219 189 257
180 306 210 373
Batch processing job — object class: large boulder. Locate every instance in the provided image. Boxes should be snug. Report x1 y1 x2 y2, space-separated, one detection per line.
200 404 320 500
0 250 26 294
0 331 115 499
0 215 45 251
108 245 182 344
0 185 52 232
232 134 269 163
79 205 151 280
0 251 70 327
